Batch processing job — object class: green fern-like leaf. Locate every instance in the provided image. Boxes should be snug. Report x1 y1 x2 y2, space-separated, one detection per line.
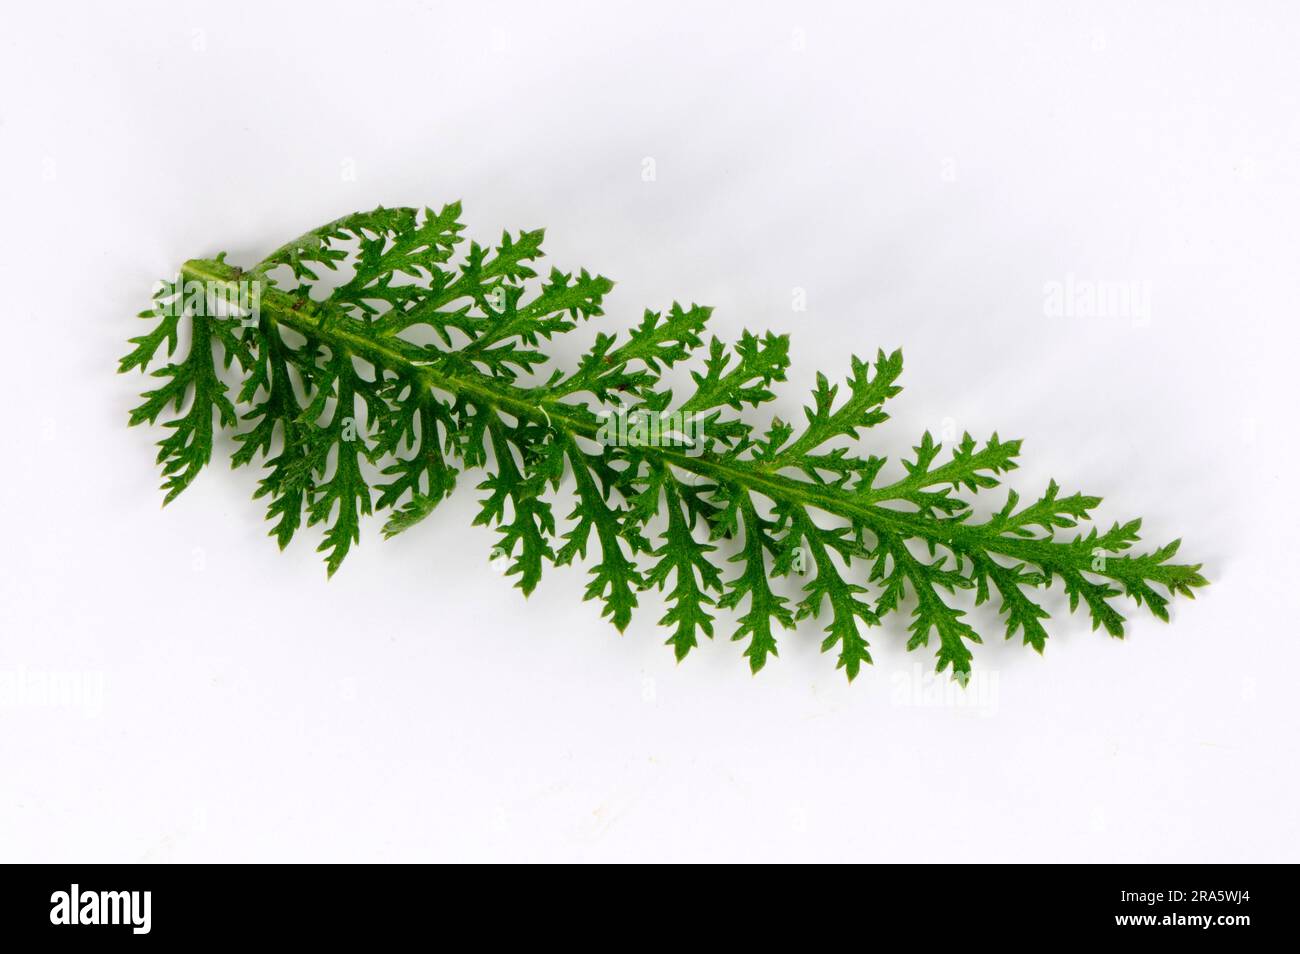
122 204 1207 680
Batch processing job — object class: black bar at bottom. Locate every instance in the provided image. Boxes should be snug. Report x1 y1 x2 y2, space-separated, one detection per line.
0 863 1279 942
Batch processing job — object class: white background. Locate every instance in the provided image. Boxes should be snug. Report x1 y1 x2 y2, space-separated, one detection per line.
1 0 1297 863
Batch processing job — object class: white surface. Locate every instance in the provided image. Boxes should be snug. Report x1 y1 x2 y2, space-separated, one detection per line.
1 0 1297 863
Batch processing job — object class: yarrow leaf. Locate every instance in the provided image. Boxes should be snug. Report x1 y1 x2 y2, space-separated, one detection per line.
122 204 1208 681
